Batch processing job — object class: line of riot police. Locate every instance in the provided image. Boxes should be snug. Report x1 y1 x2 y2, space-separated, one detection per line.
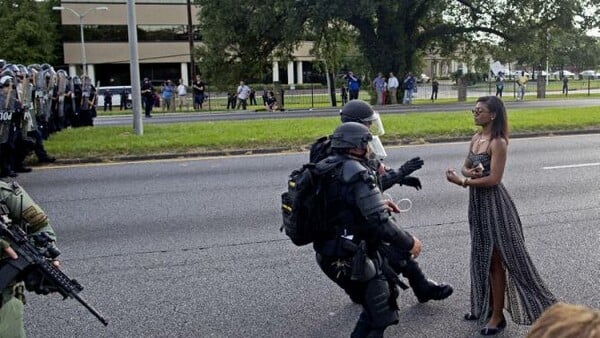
0 59 102 177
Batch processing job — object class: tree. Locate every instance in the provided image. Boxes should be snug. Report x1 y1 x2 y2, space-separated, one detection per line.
195 0 600 87
542 28 600 73
195 0 308 89
484 1 600 74
306 20 364 105
0 0 60 65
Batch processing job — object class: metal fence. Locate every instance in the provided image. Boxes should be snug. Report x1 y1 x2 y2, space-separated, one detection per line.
150 79 600 112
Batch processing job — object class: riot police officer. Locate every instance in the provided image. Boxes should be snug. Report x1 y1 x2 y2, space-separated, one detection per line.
0 180 57 337
313 122 422 338
310 100 453 305
78 75 96 126
0 73 20 177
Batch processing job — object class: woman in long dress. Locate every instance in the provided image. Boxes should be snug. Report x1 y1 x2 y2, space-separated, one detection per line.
446 96 557 335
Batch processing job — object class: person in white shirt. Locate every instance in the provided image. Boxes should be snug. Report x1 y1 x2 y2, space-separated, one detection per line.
387 72 399 104
236 81 251 110
176 79 187 111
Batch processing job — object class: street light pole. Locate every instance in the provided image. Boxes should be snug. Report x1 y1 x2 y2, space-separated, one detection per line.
79 15 86 74
53 6 108 75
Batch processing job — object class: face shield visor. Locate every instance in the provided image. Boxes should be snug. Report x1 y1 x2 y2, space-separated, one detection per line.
368 135 387 160
362 112 385 136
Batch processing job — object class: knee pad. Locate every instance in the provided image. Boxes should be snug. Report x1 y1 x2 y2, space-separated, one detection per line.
363 276 399 329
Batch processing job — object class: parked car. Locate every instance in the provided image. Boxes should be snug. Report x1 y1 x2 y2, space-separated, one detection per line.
96 86 133 109
509 70 531 78
579 70 599 79
417 73 430 83
551 70 576 79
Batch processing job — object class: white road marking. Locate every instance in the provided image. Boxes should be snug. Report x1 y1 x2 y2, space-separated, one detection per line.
542 162 600 170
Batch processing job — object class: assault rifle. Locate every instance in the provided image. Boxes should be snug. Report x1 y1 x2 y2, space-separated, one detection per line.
0 217 109 326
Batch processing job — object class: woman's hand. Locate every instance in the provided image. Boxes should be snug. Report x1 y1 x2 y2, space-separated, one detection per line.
445 167 463 186
465 163 484 178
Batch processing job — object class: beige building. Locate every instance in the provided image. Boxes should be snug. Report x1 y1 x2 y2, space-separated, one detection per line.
56 0 317 86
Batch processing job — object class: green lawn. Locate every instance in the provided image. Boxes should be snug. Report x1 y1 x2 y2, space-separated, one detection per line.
43 106 600 161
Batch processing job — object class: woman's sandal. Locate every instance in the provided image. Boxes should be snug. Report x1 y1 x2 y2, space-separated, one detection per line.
480 318 507 336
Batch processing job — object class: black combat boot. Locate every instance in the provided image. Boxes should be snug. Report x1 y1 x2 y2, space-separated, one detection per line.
366 329 384 338
350 312 371 338
402 259 453 303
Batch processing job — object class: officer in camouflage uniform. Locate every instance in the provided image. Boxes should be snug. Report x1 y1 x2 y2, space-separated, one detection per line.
0 180 57 338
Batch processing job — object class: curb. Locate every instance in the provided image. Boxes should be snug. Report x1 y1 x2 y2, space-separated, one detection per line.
40 128 600 166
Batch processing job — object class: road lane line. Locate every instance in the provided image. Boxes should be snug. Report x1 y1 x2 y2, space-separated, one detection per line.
543 162 600 170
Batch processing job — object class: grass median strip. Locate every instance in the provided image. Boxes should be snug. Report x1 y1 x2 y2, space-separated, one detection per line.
45 106 600 161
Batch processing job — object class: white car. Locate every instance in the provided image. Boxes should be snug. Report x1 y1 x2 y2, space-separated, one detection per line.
579 70 598 79
418 73 430 83
551 70 576 79
509 70 531 78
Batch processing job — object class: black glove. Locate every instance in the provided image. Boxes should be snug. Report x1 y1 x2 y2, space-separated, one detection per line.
398 157 424 177
400 176 421 190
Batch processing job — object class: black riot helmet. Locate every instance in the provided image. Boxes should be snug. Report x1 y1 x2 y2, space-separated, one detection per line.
0 69 15 79
28 64 41 71
0 74 13 87
330 122 373 150
340 99 385 136
2 64 18 72
340 100 376 123
16 64 28 78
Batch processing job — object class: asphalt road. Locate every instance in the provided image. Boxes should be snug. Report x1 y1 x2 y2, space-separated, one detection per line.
94 98 600 126
15 133 600 338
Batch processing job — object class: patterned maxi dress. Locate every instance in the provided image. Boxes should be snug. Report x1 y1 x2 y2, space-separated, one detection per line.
467 150 557 325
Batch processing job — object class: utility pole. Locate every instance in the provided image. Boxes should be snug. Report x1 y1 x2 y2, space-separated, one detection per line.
187 0 195 85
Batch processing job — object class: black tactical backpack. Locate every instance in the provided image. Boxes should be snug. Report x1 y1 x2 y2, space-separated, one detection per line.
280 163 327 246
309 136 332 164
